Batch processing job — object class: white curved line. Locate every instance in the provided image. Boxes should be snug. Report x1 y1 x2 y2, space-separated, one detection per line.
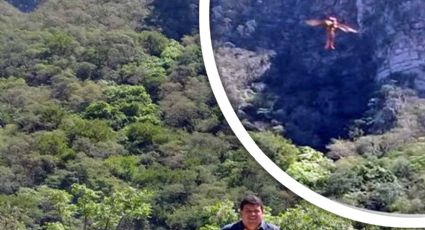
199 0 425 228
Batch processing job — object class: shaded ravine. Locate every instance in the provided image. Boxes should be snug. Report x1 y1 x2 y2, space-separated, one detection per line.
212 0 425 150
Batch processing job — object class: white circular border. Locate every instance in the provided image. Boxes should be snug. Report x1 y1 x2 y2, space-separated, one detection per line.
199 0 425 228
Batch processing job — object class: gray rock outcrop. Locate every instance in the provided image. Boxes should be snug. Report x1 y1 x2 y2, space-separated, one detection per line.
357 1 425 91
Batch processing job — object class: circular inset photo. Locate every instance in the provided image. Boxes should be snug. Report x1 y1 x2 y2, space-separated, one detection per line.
200 0 425 227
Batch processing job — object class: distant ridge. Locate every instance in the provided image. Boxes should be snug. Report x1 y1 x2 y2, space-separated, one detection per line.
6 0 40 12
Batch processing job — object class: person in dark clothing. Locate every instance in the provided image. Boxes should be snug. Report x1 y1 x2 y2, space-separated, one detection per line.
221 195 280 230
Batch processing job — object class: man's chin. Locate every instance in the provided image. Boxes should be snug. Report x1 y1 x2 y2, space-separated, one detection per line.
245 220 260 225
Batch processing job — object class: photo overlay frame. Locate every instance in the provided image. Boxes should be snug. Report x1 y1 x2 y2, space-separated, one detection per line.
199 0 425 228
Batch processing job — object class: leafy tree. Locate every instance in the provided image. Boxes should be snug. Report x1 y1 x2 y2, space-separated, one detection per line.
65 153 127 192
100 187 152 229
34 102 66 130
175 42 204 76
67 80 104 111
27 63 62 85
166 204 205 229
0 166 18 194
1 134 57 187
118 57 167 99
84 101 114 120
74 62 97 80
160 91 200 130
45 31 76 56
71 137 127 159
71 184 152 230
251 131 298 169
286 147 334 189
15 102 65 133
60 115 115 142
37 186 76 229
50 73 81 102
125 122 166 152
183 132 229 166
0 187 43 229
160 40 183 69
98 85 160 127
139 31 169 56
277 201 354 230
34 130 74 160
326 160 402 211
104 155 139 181
71 184 101 230
199 200 238 229
45 222 67 230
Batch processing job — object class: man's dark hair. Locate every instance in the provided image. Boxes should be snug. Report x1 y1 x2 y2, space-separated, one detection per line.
239 195 264 211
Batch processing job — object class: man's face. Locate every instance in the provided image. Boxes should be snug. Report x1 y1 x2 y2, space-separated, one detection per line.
241 204 263 229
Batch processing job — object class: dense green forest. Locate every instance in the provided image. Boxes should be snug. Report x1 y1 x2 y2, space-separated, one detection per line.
0 0 422 229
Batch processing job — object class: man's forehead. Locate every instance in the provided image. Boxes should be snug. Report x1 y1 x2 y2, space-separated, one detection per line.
242 204 262 210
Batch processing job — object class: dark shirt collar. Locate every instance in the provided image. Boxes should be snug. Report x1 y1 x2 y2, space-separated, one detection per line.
259 220 267 229
239 220 266 230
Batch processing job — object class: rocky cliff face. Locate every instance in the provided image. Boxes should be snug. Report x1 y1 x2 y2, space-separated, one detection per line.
211 0 425 148
356 1 425 90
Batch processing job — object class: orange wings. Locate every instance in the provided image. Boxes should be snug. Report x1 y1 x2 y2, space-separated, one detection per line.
305 19 358 33
305 19 325 27
337 23 358 33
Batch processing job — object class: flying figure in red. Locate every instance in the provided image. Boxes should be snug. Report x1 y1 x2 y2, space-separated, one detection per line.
305 16 358 50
